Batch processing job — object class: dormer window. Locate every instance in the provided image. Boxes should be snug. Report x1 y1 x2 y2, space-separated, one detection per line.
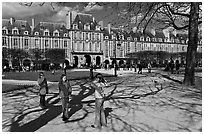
44 29 49 36
12 28 18 34
140 36 144 41
146 37 150 41
21 25 26 29
73 24 78 29
121 35 124 40
127 37 131 40
84 24 90 30
24 31 28 35
158 38 163 42
64 33 68 37
96 25 100 31
54 31 59 36
35 32 39 35
134 38 137 41
2 29 7 34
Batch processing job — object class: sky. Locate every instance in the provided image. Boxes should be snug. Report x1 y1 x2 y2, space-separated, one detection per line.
2 2 121 28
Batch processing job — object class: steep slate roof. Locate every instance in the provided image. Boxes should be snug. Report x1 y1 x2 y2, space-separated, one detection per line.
155 30 165 39
169 32 176 39
72 13 97 30
102 27 111 38
33 22 68 37
176 33 188 40
142 30 154 38
2 18 31 35
129 31 141 39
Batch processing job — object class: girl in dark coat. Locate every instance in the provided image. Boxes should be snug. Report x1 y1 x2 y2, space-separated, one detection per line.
58 74 72 121
37 72 48 108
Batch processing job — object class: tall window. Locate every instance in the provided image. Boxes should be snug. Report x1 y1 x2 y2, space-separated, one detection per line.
92 33 95 40
64 40 67 47
35 39 39 48
54 40 58 48
2 37 7 46
13 38 18 47
86 33 89 40
45 39 49 48
97 33 100 40
74 32 77 39
105 41 108 57
78 32 81 40
89 42 92 51
24 39 29 49
83 32 85 40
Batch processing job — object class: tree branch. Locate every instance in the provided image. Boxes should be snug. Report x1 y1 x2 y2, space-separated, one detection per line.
166 4 190 18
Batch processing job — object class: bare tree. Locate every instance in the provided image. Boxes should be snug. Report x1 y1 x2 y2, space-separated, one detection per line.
18 2 202 85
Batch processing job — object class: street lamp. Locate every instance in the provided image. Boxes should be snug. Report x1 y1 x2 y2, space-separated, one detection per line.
113 34 117 77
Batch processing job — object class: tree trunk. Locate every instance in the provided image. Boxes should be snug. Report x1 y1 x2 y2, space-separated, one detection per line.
183 3 199 86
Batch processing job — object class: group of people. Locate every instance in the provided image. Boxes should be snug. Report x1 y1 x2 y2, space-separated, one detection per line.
37 72 107 129
165 59 180 74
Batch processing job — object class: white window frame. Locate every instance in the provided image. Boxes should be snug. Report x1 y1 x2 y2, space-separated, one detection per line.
53 30 59 36
2 28 8 34
64 33 68 37
24 31 29 35
35 32 39 35
12 27 18 34
44 29 49 36
73 24 78 29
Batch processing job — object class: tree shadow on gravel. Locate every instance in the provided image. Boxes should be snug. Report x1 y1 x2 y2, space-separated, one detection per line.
9 93 61 132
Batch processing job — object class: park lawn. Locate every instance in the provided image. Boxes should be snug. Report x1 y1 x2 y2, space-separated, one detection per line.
2 84 34 93
2 70 112 82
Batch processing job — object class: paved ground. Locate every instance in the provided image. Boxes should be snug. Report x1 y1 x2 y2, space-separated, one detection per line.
2 69 202 132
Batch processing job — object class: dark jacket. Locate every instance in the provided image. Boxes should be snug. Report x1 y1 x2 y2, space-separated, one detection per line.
58 80 72 98
38 77 48 95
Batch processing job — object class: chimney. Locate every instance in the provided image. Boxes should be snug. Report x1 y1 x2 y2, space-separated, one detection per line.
150 28 155 36
10 17 15 25
31 18 35 31
98 21 103 29
172 30 177 37
162 29 169 39
66 11 72 29
107 23 111 34
93 17 95 22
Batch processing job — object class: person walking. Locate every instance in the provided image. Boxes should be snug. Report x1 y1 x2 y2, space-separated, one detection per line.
175 60 180 74
37 72 48 108
170 59 175 74
138 61 142 74
91 73 107 129
147 62 152 73
58 74 72 121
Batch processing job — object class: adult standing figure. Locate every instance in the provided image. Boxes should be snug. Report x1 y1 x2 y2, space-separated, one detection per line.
170 59 175 74
91 73 107 129
37 72 48 108
147 62 152 73
138 61 142 74
175 60 180 74
58 74 72 121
